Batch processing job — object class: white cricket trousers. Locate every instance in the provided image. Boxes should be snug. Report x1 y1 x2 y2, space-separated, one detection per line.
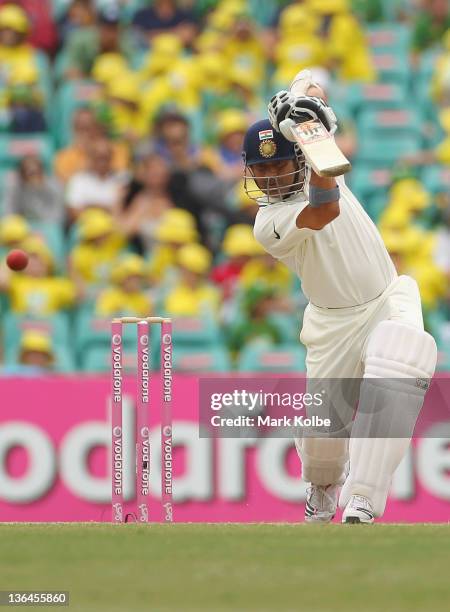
295 274 424 487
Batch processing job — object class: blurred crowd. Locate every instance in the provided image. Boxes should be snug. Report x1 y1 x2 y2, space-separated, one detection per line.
0 0 449 374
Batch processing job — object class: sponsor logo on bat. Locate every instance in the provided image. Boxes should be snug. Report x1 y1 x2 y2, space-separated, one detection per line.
293 120 329 145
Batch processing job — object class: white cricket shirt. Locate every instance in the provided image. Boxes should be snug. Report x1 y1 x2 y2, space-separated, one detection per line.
253 176 397 308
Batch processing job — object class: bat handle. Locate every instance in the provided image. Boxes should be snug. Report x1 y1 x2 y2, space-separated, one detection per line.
289 69 314 96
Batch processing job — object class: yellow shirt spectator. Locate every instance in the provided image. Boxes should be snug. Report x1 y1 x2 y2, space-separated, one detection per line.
96 288 151 317
149 244 179 282
0 214 30 251
413 264 448 311
274 36 325 87
106 73 147 140
164 284 219 317
149 209 199 281
71 241 122 285
0 44 37 77
9 275 76 315
70 209 125 286
240 256 292 292
0 234 77 315
163 243 219 317
275 0 375 83
326 13 376 82
436 138 450 165
95 254 152 317
0 5 38 82
223 34 266 82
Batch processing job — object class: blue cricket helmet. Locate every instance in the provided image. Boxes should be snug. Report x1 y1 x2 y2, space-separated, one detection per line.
242 119 296 166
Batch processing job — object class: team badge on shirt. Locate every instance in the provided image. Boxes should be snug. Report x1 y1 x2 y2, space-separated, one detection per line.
259 140 277 158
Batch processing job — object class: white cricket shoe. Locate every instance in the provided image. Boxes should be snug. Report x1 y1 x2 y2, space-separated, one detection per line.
305 484 340 523
342 494 375 524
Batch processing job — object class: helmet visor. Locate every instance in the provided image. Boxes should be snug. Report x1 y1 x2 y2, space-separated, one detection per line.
244 161 306 204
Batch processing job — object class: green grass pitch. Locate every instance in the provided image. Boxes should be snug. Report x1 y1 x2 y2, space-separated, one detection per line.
1 524 449 611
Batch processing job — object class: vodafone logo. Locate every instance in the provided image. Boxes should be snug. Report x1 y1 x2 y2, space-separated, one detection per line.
112 426 122 437
112 334 121 346
162 334 171 345
163 502 173 522
141 427 150 438
163 426 172 437
113 503 123 522
140 334 149 347
138 504 149 522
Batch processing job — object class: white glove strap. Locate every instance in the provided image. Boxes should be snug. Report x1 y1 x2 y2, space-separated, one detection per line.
279 118 298 142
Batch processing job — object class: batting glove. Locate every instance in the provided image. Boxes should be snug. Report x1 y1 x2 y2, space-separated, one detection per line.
268 90 338 142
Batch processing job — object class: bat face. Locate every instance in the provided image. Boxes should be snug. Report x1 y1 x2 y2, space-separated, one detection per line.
289 119 352 178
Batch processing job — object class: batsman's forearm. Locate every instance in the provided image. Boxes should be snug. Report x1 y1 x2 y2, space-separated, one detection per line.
296 172 340 230
310 171 337 189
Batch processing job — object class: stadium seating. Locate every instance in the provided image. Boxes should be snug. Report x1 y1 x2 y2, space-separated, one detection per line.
366 24 411 56
54 81 102 147
357 134 421 165
82 344 138 373
173 346 231 373
346 83 407 114
266 313 302 345
2 312 70 346
35 51 53 104
76 315 226 371
50 0 148 21
349 165 392 204
29 221 66 266
74 312 137 360
364 196 389 222
1 312 72 368
371 53 411 89
0 135 54 172
4 341 75 373
436 336 450 372
413 51 440 113
357 108 422 140
171 315 222 347
417 50 440 83
379 0 408 22
421 166 450 194
83 341 232 374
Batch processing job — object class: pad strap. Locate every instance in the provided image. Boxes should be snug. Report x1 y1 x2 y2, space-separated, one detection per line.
309 185 340 207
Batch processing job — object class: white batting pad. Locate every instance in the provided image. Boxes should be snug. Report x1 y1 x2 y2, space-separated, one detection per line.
340 320 437 516
362 319 437 379
295 378 359 486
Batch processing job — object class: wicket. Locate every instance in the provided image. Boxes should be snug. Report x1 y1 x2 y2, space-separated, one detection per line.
111 317 173 524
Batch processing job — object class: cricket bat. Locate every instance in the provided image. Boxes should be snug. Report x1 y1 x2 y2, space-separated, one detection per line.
286 73 352 178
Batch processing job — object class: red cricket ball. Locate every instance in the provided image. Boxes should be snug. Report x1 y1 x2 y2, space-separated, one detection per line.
6 249 29 271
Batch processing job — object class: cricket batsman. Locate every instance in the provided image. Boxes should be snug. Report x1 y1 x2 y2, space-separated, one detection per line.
243 70 437 524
